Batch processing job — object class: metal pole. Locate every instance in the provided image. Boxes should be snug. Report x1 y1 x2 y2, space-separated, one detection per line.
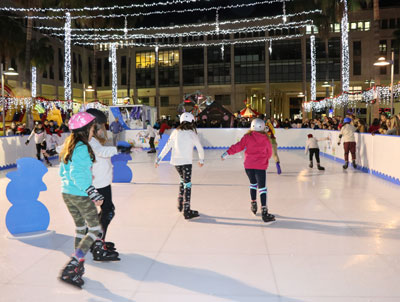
1 63 4 136
390 50 394 115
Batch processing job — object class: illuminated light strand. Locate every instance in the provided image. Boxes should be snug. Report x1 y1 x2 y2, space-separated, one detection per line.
51 21 312 41
26 0 299 19
34 10 321 32
73 33 304 47
111 43 118 105
282 0 287 23
1 0 290 13
310 35 316 101
31 66 36 98
64 12 72 101
303 84 400 112
341 0 350 104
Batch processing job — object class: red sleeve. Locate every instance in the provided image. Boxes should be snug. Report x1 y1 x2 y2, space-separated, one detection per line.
227 134 248 155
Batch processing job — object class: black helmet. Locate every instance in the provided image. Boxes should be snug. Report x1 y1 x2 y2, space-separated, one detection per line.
86 108 107 124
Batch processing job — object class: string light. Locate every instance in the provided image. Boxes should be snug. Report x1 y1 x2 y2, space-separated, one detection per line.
111 43 118 105
26 0 298 20
341 0 350 99
31 67 36 98
34 10 321 32
64 12 72 101
49 21 311 41
282 0 287 23
310 35 316 101
1 0 291 13
269 41 272 54
303 83 400 112
74 33 304 48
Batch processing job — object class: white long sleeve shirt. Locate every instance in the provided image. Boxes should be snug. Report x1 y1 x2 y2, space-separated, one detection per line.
28 129 46 144
305 137 329 154
158 129 204 166
89 137 118 188
146 124 157 138
340 124 356 143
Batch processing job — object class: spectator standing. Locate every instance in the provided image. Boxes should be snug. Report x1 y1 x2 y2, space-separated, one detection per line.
109 117 123 146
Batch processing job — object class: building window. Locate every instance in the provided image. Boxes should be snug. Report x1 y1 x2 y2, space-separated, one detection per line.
389 18 396 29
104 58 110 86
159 49 179 87
380 66 387 75
136 51 155 88
139 97 149 105
78 54 82 84
349 86 362 103
353 61 361 75
270 40 304 83
96 58 102 87
235 43 265 84
353 41 361 56
381 19 388 29
350 22 357 30
160 96 169 107
379 40 387 54
183 48 204 86
43 67 48 79
72 53 77 83
58 48 63 81
49 65 54 80
208 46 231 85
215 94 231 105
88 57 92 85
364 21 370 31
121 56 127 86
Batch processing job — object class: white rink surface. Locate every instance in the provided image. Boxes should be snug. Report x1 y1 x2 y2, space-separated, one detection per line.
1 149 400 302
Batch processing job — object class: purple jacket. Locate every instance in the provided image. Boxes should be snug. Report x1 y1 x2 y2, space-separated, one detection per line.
227 131 273 170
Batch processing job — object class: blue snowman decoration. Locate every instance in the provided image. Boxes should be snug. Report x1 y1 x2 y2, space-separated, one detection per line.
5 158 50 235
112 141 133 183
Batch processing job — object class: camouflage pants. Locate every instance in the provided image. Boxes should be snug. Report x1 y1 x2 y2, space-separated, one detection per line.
62 193 102 255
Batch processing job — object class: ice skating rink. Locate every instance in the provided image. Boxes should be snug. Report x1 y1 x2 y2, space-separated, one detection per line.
1 149 400 302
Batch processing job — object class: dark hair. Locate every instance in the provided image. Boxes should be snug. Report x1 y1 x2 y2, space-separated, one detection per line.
59 122 95 164
177 121 197 133
372 118 380 126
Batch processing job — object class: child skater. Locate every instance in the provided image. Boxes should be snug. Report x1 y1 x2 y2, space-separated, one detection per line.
266 119 282 174
337 117 357 169
305 134 326 170
58 112 106 288
25 121 52 166
221 118 275 223
86 108 121 260
155 112 204 219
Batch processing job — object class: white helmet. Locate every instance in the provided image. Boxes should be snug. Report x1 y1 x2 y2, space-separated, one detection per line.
180 112 195 124
250 118 266 131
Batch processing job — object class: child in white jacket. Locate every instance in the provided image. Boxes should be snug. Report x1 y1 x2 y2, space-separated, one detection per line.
305 134 327 170
155 112 204 219
86 109 121 261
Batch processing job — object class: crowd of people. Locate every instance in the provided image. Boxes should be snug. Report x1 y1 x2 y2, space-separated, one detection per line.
6 119 70 136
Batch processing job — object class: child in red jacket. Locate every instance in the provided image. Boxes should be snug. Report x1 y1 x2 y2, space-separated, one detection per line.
221 118 275 223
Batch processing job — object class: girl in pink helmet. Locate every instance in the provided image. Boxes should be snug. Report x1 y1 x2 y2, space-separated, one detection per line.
221 118 275 223
58 112 105 288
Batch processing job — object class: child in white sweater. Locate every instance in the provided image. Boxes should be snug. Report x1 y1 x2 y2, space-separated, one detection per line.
155 112 204 219
305 134 327 170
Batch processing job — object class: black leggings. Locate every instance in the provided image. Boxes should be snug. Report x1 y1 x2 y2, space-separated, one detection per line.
176 164 192 205
36 142 50 163
309 148 320 163
97 185 115 241
149 137 155 150
245 169 267 207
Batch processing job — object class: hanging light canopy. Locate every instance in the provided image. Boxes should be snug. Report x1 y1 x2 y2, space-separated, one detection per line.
321 81 330 88
85 85 95 92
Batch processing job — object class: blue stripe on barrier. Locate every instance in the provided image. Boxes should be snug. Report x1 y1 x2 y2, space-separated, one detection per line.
320 151 400 186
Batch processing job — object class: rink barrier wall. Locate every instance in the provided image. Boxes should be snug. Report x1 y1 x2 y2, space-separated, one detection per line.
1 128 400 186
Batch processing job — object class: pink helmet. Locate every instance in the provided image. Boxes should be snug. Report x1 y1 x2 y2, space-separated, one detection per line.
68 112 95 130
